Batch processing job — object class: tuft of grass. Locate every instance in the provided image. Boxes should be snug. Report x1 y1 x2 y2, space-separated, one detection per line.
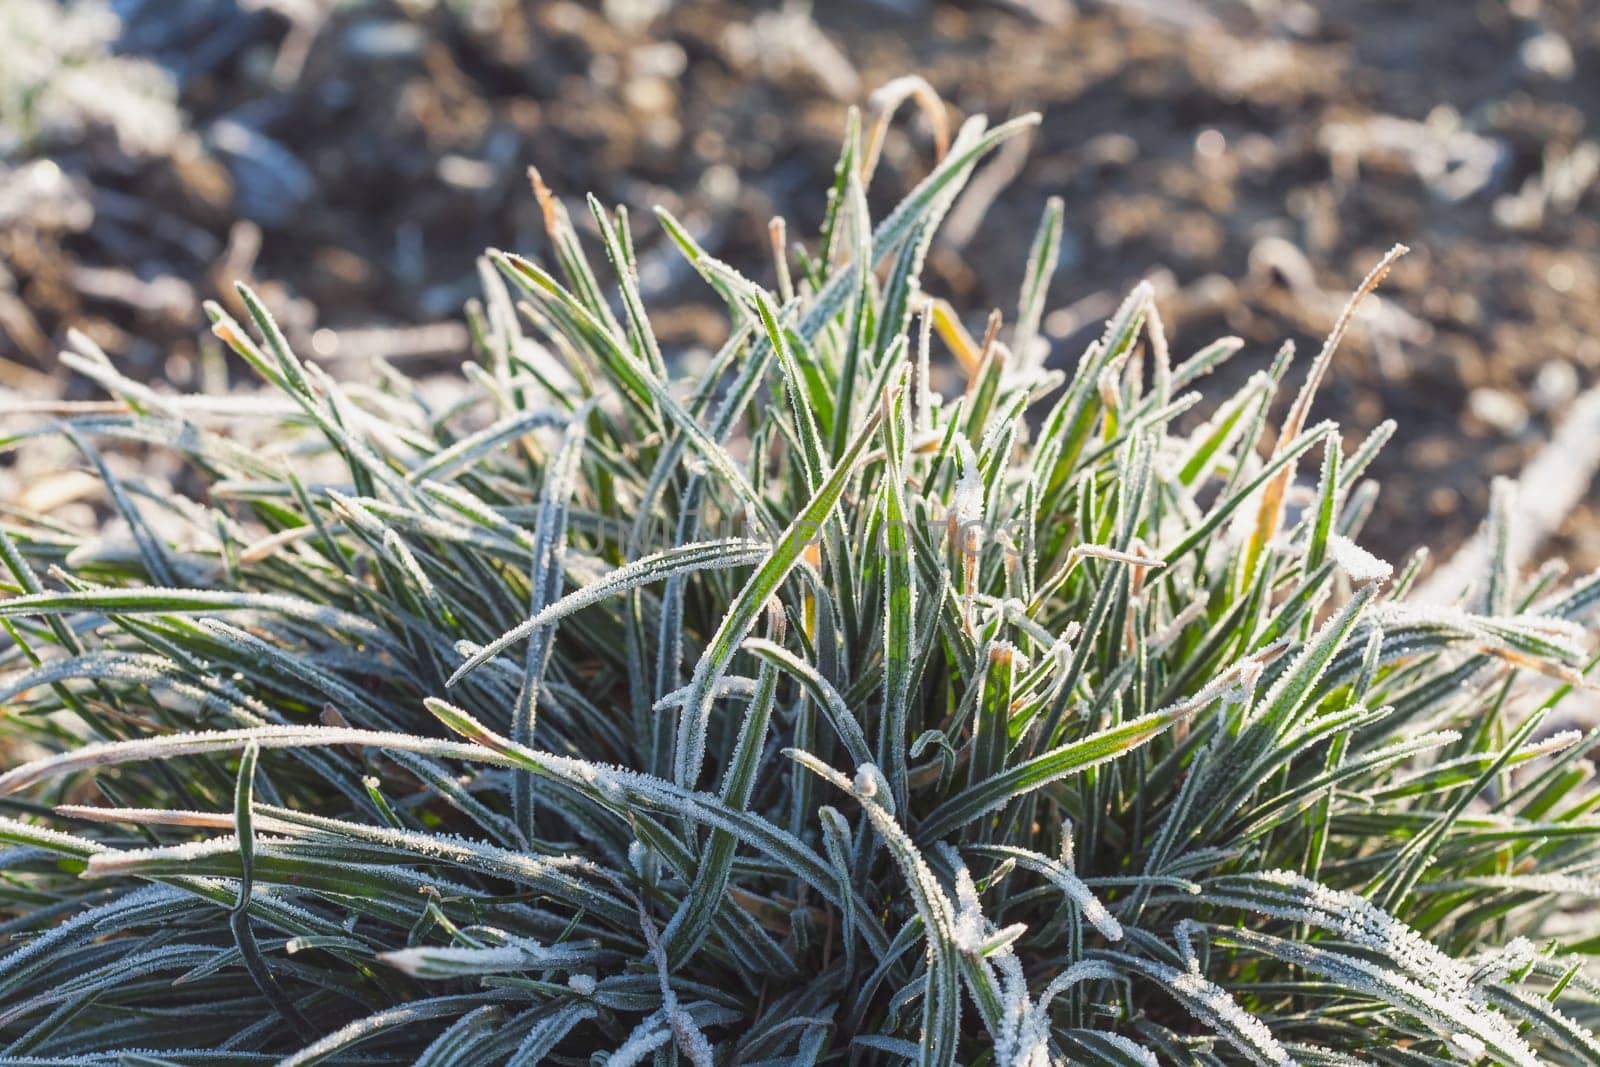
3 101 1600 1065
0 0 182 159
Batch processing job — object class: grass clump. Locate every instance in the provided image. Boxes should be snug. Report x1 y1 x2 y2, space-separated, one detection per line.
3 101 1600 1065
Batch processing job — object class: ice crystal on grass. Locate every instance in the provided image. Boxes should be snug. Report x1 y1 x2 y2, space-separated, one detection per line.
1328 532 1393 583
1 88 1599 1064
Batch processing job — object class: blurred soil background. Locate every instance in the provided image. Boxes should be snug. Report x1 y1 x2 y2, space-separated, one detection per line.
3 0 1599 573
